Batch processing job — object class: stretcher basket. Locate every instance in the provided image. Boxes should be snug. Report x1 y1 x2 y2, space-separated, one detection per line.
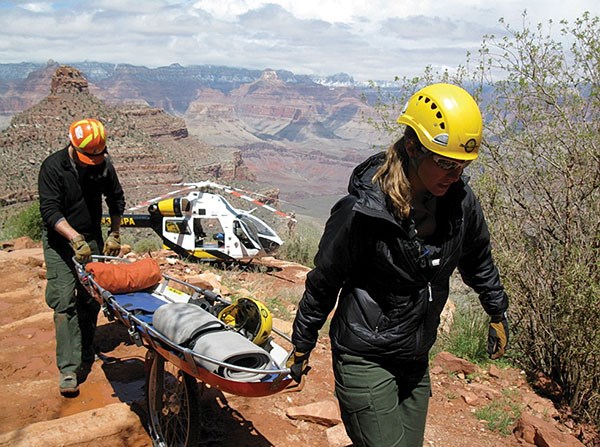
74 255 294 447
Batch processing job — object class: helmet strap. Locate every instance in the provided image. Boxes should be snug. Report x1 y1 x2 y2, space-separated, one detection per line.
69 143 107 167
405 139 428 169
404 141 431 198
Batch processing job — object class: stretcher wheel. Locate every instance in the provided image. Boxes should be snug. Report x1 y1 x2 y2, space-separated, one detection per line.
146 351 201 447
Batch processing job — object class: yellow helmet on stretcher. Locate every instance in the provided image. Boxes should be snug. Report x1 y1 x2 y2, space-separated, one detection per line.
218 298 273 346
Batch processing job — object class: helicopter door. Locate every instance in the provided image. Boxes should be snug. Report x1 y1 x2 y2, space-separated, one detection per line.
193 218 206 247
233 219 261 251
193 217 227 248
162 217 194 250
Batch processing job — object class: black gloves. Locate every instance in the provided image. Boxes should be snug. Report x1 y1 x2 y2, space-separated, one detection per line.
487 313 509 360
286 349 311 383
70 234 92 263
103 231 121 256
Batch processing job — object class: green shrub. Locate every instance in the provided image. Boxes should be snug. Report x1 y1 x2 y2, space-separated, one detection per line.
474 391 523 436
277 220 322 268
2 201 43 241
473 13 600 425
118 229 162 254
432 295 490 365
370 11 599 426
132 236 162 254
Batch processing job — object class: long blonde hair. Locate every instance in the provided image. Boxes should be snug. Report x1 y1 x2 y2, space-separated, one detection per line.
372 128 418 219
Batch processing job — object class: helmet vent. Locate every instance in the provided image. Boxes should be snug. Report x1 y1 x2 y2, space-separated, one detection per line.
433 134 449 145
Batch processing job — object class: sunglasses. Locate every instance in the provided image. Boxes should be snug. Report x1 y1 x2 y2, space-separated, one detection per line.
430 154 471 171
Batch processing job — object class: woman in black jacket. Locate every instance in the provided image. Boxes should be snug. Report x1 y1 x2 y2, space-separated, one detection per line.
287 83 509 447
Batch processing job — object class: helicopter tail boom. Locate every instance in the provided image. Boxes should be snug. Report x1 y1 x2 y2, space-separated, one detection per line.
101 214 154 228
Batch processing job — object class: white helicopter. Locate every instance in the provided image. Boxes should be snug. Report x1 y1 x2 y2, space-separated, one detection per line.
103 181 296 263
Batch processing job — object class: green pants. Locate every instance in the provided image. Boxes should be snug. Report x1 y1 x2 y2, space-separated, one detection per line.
333 352 431 447
43 231 101 373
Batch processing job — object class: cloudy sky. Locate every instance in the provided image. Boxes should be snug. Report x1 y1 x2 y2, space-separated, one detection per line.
0 0 598 81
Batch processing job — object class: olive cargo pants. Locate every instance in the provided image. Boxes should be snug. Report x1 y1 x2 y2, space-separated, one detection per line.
43 232 101 373
333 353 431 447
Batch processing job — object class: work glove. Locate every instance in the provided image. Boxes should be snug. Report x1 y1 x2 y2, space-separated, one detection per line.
70 234 92 263
487 313 509 360
103 231 121 256
286 349 311 383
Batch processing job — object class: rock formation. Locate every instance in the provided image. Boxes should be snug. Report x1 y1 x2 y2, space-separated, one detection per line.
0 61 391 211
0 65 252 209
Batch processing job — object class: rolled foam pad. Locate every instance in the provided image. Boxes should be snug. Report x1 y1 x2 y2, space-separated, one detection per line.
152 302 225 345
192 331 273 381
152 302 273 381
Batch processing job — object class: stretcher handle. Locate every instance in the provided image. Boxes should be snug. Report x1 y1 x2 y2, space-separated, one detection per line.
203 289 220 303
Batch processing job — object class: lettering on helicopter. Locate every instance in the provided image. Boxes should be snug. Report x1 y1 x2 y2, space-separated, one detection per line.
102 215 149 227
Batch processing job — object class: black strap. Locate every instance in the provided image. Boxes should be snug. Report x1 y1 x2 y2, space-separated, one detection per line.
184 320 228 348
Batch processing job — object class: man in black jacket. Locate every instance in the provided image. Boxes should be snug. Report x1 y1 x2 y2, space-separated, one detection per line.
288 84 509 447
38 118 125 396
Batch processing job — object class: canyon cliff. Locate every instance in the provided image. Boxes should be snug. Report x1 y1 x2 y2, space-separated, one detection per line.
0 61 393 215
0 65 252 209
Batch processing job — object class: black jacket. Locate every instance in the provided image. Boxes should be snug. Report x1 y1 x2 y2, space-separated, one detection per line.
292 152 508 360
38 147 125 248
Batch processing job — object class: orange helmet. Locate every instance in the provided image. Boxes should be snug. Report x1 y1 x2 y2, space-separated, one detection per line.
68 118 107 165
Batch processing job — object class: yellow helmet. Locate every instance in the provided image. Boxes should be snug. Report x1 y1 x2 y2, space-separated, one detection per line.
397 83 482 161
218 298 273 346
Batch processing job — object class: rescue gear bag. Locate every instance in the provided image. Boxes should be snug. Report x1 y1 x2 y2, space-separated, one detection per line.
85 257 162 294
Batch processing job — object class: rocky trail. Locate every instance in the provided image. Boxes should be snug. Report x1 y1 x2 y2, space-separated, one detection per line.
0 239 593 447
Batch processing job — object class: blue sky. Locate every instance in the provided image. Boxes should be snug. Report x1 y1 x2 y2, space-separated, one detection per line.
0 0 598 81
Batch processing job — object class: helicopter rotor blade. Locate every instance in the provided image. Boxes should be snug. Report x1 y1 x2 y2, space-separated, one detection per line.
216 184 306 209
175 181 299 221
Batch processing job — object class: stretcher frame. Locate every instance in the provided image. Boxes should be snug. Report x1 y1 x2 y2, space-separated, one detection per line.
74 255 294 447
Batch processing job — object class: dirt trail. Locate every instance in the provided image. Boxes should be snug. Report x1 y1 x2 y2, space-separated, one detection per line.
0 245 586 447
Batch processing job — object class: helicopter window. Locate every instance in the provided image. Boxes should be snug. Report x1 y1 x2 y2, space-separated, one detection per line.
234 220 260 250
164 220 191 235
236 214 283 255
192 218 226 247
238 214 276 237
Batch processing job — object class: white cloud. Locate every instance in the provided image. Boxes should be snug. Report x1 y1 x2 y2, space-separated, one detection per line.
18 2 53 13
0 0 598 81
